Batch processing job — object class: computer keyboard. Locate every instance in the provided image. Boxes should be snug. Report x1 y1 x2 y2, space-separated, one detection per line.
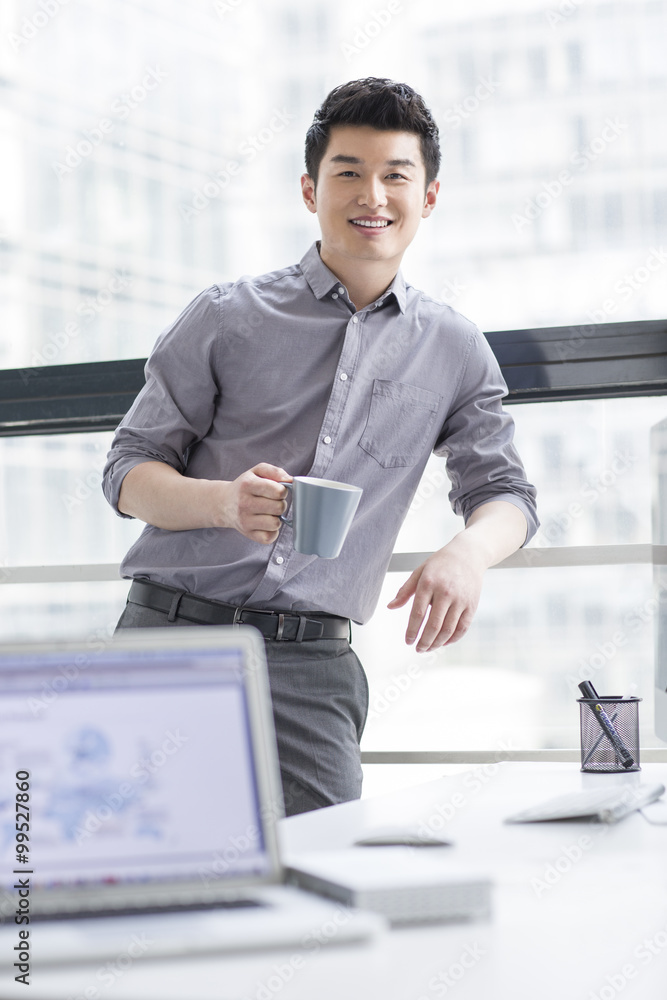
505 782 665 824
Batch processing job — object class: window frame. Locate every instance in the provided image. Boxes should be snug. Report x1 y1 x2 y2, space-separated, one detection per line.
1 318 666 762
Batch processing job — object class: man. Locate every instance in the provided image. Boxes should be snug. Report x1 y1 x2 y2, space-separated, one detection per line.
103 77 538 816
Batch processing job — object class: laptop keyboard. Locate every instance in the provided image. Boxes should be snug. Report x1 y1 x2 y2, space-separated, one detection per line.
32 897 267 921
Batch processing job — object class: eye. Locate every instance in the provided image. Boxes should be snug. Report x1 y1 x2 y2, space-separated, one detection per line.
387 173 407 180
338 170 358 177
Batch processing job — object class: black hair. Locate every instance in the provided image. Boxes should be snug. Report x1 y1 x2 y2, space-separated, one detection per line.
305 77 440 189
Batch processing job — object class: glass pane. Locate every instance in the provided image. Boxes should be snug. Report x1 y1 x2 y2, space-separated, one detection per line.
0 433 142 566
395 396 667 554
2 0 665 371
512 396 667 548
356 563 660 753
393 454 461 554
0 581 128 643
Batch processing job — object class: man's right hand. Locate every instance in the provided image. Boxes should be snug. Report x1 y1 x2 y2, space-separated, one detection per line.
216 463 292 544
117 460 292 538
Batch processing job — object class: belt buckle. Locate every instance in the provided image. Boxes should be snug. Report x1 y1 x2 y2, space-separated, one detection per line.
275 614 286 641
278 614 310 641
233 606 294 641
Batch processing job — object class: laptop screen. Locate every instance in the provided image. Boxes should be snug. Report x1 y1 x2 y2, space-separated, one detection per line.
0 643 274 891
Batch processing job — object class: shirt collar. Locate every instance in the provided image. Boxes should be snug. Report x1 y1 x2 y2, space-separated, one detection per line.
299 241 407 315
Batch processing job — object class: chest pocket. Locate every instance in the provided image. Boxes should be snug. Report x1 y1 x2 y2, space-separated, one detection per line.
359 379 442 469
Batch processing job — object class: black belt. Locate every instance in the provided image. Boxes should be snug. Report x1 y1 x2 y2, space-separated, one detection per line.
127 580 350 642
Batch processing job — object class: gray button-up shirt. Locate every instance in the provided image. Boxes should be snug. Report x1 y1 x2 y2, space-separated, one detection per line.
103 242 538 623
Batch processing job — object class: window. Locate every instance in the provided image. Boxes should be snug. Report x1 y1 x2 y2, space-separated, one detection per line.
2 0 665 783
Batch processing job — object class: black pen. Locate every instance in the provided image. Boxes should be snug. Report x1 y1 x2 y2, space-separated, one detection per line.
578 681 635 769
581 708 619 767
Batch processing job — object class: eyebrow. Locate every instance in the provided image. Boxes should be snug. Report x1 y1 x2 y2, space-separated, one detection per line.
328 154 417 168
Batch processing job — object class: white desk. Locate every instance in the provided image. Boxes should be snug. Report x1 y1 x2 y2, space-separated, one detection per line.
6 762 667 1000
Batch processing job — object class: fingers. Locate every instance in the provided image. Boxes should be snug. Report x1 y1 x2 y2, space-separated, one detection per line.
230 466 293 542
404 577 475 652
405 595 452 650
250 495 287 515
237 493 286 542
387 570 419 609
249 477 289 502
251 462 292 484
248 526 281 545
246 466 291 516
412 601 462 652
388 549 483 651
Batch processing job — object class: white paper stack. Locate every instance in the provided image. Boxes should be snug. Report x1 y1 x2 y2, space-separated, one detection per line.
286 848 492 926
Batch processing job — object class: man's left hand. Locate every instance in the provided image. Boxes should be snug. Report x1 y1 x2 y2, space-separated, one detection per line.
387 501 529 652
387 539 485 652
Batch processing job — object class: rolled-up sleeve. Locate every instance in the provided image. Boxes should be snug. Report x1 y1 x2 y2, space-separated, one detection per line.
102 285 222 517
434 327 539 545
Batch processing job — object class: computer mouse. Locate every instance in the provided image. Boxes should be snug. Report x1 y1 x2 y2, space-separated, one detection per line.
353 833 452 848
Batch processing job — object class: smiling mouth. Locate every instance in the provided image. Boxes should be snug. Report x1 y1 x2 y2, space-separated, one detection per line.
350 219 393 228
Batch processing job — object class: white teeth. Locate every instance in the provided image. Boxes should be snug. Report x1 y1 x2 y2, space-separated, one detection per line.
351 219 390 228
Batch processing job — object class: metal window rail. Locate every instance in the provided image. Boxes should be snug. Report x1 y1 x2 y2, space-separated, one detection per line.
0 318 666 436
2 543 667 585
360 750 667 764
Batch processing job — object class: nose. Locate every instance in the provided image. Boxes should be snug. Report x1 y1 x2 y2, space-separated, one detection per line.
357 176 388 209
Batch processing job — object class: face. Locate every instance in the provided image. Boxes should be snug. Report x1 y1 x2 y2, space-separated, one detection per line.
301 125 439 273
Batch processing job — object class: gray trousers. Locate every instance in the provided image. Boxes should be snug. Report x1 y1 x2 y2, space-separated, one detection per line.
115 599 369 817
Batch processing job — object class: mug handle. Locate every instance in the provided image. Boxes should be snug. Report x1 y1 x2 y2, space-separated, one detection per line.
278 482 293 525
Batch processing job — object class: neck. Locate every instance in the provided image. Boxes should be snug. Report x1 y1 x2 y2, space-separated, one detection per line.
319 245 400 311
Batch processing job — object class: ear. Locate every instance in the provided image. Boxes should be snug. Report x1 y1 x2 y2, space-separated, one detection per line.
301 174 318 215
422 178 439 219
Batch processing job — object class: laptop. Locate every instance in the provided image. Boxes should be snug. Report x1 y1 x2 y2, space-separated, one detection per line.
0 627 384 969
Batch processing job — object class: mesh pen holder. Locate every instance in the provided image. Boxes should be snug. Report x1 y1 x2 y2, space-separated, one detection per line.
578 697 641 773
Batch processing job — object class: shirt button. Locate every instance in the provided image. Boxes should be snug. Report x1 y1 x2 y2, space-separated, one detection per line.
340 373 348 381
323 435 332 444
337 286 345 295
275 556 284 565
332 292 338 299
352 316 359 324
